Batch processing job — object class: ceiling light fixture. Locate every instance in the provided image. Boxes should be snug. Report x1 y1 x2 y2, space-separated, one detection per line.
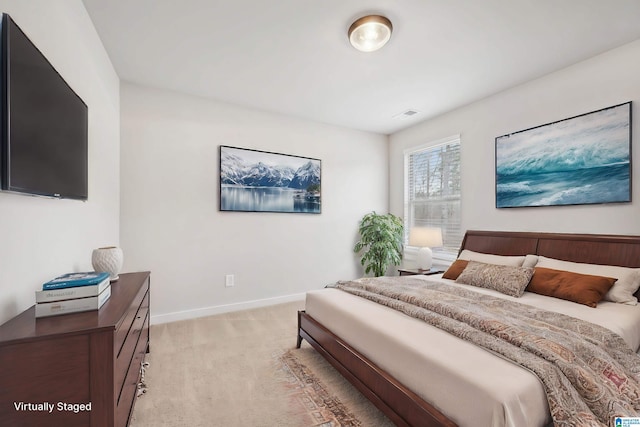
348 15 393 52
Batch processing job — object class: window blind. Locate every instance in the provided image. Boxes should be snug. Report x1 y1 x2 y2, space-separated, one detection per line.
404 136 462 254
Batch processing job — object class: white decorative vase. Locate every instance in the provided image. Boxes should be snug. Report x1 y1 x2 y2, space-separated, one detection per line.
92 246 123 282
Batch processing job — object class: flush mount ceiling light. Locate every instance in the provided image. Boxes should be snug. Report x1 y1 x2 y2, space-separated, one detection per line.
348 15 393 52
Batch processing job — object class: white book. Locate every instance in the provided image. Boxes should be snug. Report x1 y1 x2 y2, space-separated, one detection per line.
35 285 111 318
35 277 110 303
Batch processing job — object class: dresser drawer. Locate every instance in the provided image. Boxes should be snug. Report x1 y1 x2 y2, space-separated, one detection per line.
115 309 149 427
0 335 91 427
114 290 149 401
114 278 150 357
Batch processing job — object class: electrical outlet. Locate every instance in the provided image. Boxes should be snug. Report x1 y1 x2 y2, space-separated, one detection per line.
225 274 234 287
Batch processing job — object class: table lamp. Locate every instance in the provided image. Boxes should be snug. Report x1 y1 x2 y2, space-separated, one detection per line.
409 227 443 270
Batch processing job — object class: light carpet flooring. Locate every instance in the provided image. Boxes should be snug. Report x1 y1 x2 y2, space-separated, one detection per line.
130 300 393 427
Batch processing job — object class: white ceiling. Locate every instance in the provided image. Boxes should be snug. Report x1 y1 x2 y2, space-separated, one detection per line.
82 0 640 135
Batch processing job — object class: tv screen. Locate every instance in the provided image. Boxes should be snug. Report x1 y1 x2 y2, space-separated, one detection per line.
1 14 88 200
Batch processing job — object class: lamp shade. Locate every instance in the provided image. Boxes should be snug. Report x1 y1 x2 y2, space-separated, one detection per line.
348 15 393 52
409 227 443 270
409 227 443 248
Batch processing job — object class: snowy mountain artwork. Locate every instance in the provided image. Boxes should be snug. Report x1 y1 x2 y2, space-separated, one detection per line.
495 102 631 208
219 146 321 213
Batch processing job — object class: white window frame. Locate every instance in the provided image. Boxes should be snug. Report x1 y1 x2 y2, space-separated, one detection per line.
403 134 462 264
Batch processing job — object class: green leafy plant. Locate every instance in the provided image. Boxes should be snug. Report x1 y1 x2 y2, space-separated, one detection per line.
353 211 404 277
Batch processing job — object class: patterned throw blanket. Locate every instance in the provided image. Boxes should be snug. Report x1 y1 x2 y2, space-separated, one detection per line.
330 277 640 427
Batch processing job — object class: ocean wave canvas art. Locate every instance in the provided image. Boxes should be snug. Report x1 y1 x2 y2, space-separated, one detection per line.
495 102 631 208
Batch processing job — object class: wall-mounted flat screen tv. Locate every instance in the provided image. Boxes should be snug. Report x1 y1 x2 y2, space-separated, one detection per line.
0 13 88 200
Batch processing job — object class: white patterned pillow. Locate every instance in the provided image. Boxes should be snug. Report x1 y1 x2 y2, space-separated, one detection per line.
456 261 534 297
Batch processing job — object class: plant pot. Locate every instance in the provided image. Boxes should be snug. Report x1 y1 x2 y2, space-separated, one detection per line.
92 246 123 282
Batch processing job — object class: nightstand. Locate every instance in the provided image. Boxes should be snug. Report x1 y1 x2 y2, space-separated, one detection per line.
398 268 444 276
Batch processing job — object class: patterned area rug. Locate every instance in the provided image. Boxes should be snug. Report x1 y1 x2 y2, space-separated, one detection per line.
129 303 393 427
276 349 362 427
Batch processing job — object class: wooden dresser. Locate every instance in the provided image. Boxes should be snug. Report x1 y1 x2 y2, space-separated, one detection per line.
0 271 150 427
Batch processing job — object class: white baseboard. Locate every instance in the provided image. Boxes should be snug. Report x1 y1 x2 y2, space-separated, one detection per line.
150 293 306 325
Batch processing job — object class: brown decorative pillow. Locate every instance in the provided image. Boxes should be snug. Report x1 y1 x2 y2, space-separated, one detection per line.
455 261 534 297
442 259 469 280
527 267 617 308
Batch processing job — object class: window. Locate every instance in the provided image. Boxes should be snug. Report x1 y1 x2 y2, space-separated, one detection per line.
404 135 462 256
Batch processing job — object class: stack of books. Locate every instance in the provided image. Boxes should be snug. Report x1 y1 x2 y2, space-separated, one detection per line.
35 272 111 318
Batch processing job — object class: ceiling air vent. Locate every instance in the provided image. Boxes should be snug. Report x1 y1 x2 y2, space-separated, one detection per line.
393 109 420 119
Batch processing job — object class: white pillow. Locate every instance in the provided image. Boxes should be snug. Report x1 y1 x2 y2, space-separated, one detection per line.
535 255 640 305
458 249 525 267
522 254 539 268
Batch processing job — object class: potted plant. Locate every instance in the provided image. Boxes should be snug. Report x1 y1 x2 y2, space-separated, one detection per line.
353 211 404 277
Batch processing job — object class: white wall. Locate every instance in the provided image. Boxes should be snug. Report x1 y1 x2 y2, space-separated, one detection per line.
0 1 120 324
390 39 640 237
120 83 388 323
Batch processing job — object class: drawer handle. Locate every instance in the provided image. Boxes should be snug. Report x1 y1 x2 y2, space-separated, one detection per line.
137 361 150 397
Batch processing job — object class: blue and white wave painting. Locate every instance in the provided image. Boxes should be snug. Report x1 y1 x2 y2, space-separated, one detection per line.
496 103 631 208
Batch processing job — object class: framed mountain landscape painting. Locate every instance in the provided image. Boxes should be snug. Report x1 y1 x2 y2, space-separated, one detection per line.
495 102 631 208
219 146 321 213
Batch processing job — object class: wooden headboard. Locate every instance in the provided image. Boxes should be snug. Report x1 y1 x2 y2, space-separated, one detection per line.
460 230 640 268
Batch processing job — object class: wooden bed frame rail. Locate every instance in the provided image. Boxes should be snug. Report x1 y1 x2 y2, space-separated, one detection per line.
297 311 456 427
296 230 640 426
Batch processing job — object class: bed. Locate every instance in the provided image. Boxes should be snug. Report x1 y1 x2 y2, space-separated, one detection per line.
296 230 640 427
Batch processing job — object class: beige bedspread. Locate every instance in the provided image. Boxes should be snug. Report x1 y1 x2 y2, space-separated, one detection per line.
330 276 640 426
